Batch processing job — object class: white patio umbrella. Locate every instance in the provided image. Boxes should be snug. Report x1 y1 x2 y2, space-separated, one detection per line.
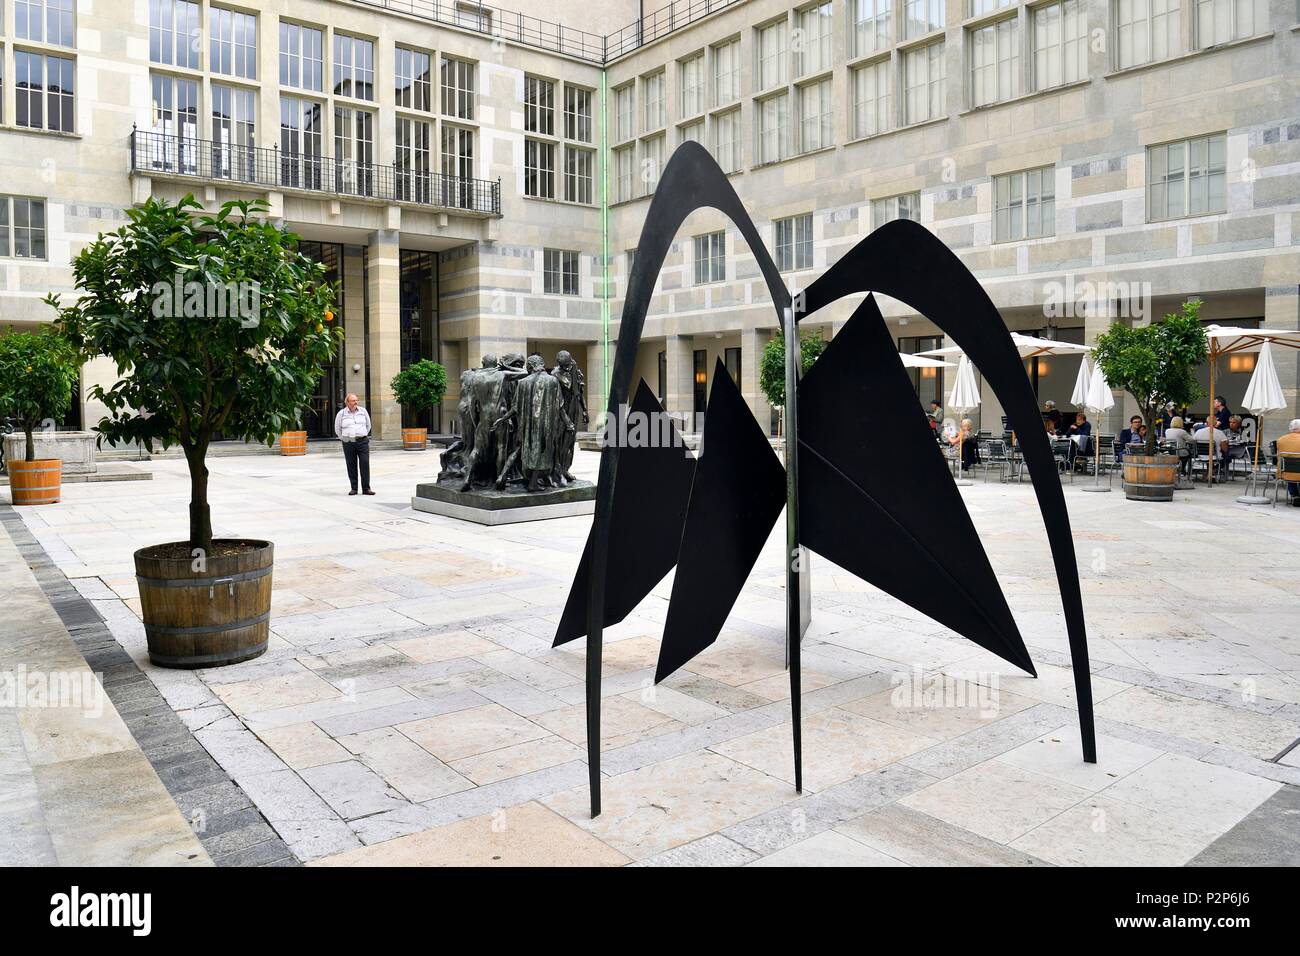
1070 354 1093 409
898 353 954 369
1237 340 1287 504
1081 361 1115 493
919 333 1092 360
948 354 981 485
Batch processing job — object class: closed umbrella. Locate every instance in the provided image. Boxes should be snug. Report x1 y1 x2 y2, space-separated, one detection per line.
1070 355 1093 409
1081 362 1115 493
1237 340 1287 505
948 354 981 485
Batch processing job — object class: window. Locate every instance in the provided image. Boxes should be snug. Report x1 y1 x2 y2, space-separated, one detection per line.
210 7 257 79
694 232 726 284
0 197 47 259
151 0 200 68
1196 0 1267 47
714 108 741 173
905 0 944 38
757 93 790 164
680 120 704 144
852 0 892 57
565 146 594 204
852 59 892 137
524 76 554 134
680 54 705 118
280 96 324 189
796 2 833 77
873 192 921 225
334 106 374 196
544 249 579 295
994 167 1056 241
799 79 833 152
280 22 324 92
210 83 256 180
642 134 665 195
564 86 592 141
16 0 74 46
775 213 813 270
441 57 474 120
643 71 665 130
725 347 741 385
441 124 476 208
970 0 1015 13
713 39 740 104
16 52 74 133
149 73 199 172
394 115 431 202
1115 0 1181 68
970 17 1020 107
333 34 374 100
1033 0 1087 91
904 41 945 124
614 84 635 140
525 139 555 198
395 47 432 111
1147 134 1226 221
757 20 789 90
614 145 635 202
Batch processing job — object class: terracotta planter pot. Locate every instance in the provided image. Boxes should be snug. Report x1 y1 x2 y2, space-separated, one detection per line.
135 539 273 669
7 458 61 505
401 427 428 451
280 430 307 456
1123 453 1178 502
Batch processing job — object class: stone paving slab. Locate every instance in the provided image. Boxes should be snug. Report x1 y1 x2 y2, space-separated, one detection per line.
5 449 1300 866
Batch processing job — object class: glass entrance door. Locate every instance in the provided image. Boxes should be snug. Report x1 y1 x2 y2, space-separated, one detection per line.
298 241 345 438
399 249 441 431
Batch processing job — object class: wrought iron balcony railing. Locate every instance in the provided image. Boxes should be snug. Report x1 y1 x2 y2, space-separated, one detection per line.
131 128 501 217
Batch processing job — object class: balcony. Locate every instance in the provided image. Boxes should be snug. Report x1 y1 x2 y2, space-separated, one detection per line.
130 128 501 217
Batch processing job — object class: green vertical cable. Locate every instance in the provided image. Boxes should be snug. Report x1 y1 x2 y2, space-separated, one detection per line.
599 68 610 429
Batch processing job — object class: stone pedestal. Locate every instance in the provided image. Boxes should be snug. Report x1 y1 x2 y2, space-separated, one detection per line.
3 431 97 475
412 478 595 526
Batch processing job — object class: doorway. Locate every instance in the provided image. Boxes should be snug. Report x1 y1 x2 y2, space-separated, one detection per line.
399 249 441 431
298 241 346 438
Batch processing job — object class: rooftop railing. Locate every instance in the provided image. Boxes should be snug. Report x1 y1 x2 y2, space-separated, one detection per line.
131 128 502 217
348 0 747 63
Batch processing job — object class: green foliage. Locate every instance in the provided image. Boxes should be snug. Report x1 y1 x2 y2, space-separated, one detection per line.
0 327 80 461
1092 299 1208 454
391 360 448 415
759 329 827 409
46 195 339 547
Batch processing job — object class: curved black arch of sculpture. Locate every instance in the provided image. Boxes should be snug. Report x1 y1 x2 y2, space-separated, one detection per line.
581 142 794 816
797 220 1097 766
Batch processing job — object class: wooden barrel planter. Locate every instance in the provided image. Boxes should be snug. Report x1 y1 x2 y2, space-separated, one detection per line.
279 430 307 456
1123 453 1178 502
135 539 273 669
7 459 61 505
401 426 428 451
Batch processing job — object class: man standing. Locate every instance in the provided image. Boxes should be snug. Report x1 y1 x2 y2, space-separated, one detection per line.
1043 400 1062 433
335 393 374 496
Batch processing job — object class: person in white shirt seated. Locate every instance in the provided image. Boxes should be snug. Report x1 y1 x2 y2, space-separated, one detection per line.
1163 416 1196 476
1192 417 1229 481
334 393 374 496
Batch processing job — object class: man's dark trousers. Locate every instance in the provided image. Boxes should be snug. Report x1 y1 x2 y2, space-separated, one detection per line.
343 437 371 492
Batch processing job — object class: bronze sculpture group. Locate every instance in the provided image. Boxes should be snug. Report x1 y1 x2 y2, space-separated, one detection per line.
439 350 588 493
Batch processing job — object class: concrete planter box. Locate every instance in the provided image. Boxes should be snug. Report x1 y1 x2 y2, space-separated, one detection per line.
3 430 98 475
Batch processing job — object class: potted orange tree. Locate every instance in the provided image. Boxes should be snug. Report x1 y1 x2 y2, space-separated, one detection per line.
0 327 79 505
392 359 447 451
48 196 339 667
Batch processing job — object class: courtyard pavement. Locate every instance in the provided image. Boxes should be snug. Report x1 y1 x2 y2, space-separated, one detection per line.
3 446 1300 866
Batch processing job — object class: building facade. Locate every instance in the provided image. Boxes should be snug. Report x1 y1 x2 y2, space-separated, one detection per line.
1 0 1297 444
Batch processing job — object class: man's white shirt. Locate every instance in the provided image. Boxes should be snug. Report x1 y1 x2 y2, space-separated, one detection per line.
335 406 372 441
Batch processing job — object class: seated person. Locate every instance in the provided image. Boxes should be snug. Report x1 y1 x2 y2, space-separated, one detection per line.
1192 418 1230 479
1278 419 1300 506
946 418 980 473
1163 416 1196 476
927 400 943 432
1067 411 1092 468
1043 416 1059 439
1116 415 1143 462
1225 415 1250 467
1043 400 1062 434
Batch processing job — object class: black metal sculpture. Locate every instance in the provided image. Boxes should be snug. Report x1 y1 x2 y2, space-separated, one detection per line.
559 142 1096 818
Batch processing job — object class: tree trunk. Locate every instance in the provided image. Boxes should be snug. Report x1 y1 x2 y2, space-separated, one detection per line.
23 423 35 462
183 442 213 554
1144 404 1159 455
